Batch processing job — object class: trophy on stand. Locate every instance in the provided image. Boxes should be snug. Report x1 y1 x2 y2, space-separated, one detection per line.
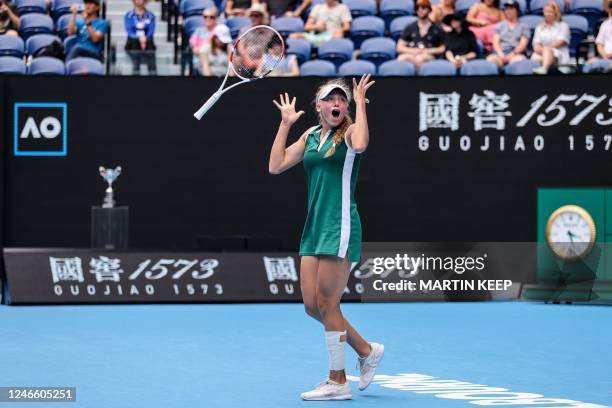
99 166 122 208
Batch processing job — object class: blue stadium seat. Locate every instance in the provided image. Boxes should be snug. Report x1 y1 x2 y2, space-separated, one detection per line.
0 56 26 74
317 38 354 67
225 16 250 39
0 36 25 58
359 37 396 66
63 35 76 55
460 59 498 75
19 14 54 40
570 0 603 32
300 59 336 76
183 15 204 38
344 0 377 18
180 0 214 17
26 34 61 56
529 0 565 14
389 15 417 40
350 16 385 48
418 59 457 75
271 16 304 37
16 0 47 15
380 0 414 30
286 38 311 65
338 59 377 75
455 0 478 15
377 59 416 75
29 56 66 74
565 14 589 58
503 59 540 74
582 59 612 73
56 14 84 39
519 14 543 32
53 0 83 19
66 57 103 75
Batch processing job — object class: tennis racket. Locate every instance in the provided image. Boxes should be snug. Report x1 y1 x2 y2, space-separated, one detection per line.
193 25 285 120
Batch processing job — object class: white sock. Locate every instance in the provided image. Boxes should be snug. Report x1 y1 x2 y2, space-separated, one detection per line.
325 330 347 371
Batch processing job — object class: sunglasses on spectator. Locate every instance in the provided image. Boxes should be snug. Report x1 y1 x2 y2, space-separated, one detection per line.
251 13 263 17
416 5 430 9
204 15 216 18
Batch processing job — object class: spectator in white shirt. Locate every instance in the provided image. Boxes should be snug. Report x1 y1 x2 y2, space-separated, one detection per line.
586 0 612 67
531 2 570 74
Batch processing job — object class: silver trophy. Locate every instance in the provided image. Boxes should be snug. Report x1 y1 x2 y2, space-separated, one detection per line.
99 166 122 208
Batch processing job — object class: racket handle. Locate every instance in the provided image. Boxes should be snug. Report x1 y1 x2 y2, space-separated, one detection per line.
193 92 221 120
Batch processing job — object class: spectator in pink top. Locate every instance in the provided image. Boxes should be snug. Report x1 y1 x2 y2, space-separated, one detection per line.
466 0 504 52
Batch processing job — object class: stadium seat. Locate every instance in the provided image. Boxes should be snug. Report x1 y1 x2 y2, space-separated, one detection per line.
455 0 478 16
183 15 204 38
460 59 498 75
16 0 47 15
529 0 565 15
53 0 84 19
225 16 250 39
29 56 66 74
66 57 103 75
350 16 385 48
344 0 377 18
418 59 457 75
380 0 414 29
377 59 416 75
26 34 61 56
300 59 336 76
317 38 354 67
519 14 543 32
19 14 54 40
180 0 214 17
359 37 396 66
389 15 417 40
0 36 25 58
338 59 377 75
0 56 27 74
582 59 612 73
271 17 304 37
503 59 540 75
565 14 589 58
63 35 76 55
56 14 84 39
571 0 604 32
286 38 311 65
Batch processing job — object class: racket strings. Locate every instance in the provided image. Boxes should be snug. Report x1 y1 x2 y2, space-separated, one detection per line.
232 26 284 79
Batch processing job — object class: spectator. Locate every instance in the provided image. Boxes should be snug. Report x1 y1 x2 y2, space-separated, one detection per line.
190 7 227 73
443 13 478 68
487 0 529 68
466 0 503 53
289 0 351 46
226 0 264 16
531 1 569 74
586 0 612 66
396 0 445 68
246 3 270 28
268 41 300 75
0 0 19 36
200 24 231 76
124 0 157 75
66 0 109 61
430 0 455 31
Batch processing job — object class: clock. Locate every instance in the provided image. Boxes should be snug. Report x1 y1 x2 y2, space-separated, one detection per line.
546 205 596 261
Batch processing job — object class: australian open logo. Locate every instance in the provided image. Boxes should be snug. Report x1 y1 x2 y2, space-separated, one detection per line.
14 102 68 156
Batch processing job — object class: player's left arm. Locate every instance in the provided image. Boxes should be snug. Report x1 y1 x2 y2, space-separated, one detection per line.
346 74 375 153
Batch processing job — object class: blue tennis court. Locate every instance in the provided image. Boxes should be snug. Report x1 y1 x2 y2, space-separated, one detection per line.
1 301 610 407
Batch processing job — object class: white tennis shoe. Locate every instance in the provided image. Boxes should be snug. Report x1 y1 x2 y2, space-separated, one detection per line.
300 379 352 401
357 342 385 391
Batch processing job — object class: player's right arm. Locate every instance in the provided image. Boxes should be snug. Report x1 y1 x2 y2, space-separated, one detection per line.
269 93 307 175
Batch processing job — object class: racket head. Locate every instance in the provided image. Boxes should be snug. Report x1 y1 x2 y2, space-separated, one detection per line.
230 25 285 80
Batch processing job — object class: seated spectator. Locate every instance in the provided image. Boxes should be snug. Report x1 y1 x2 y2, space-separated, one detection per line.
284 0 312 18
200 24 231 76
396 0 445 68
226 0 264 16
0 0 19 36
466 0 503 53
268 40 300 75
124 0 157 75
586 0 612 67
430 0 455 31
289 0 351 46
190 7 226 72
245 3 270 29
66 0 109 61
443 13 478 68
531 2 569 74
487 0 529 68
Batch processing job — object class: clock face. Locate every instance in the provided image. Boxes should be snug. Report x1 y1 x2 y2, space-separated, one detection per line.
546 205 596 261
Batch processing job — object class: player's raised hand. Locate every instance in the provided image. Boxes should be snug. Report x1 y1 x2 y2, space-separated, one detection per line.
352 74 375 105
273 93 305 126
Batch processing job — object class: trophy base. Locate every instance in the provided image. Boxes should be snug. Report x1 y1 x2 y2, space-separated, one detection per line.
91 206 129 250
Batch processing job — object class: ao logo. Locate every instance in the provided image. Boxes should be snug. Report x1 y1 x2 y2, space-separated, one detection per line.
20 116 62 139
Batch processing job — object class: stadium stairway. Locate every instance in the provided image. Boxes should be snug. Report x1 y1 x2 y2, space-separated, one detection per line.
107 0 180 75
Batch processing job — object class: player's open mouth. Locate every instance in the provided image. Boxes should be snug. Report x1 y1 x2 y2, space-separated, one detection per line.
331 109 341 118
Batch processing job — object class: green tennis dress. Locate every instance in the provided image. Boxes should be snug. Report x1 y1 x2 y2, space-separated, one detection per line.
299 125 362 262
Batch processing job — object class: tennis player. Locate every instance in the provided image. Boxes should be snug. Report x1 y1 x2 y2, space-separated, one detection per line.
269 75 383 401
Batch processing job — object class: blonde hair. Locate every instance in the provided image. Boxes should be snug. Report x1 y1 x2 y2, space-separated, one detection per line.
543 1 562 22
314 79 353 158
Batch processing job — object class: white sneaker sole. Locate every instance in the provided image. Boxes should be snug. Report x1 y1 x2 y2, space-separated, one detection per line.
359 343 385 391
301 394 352 401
